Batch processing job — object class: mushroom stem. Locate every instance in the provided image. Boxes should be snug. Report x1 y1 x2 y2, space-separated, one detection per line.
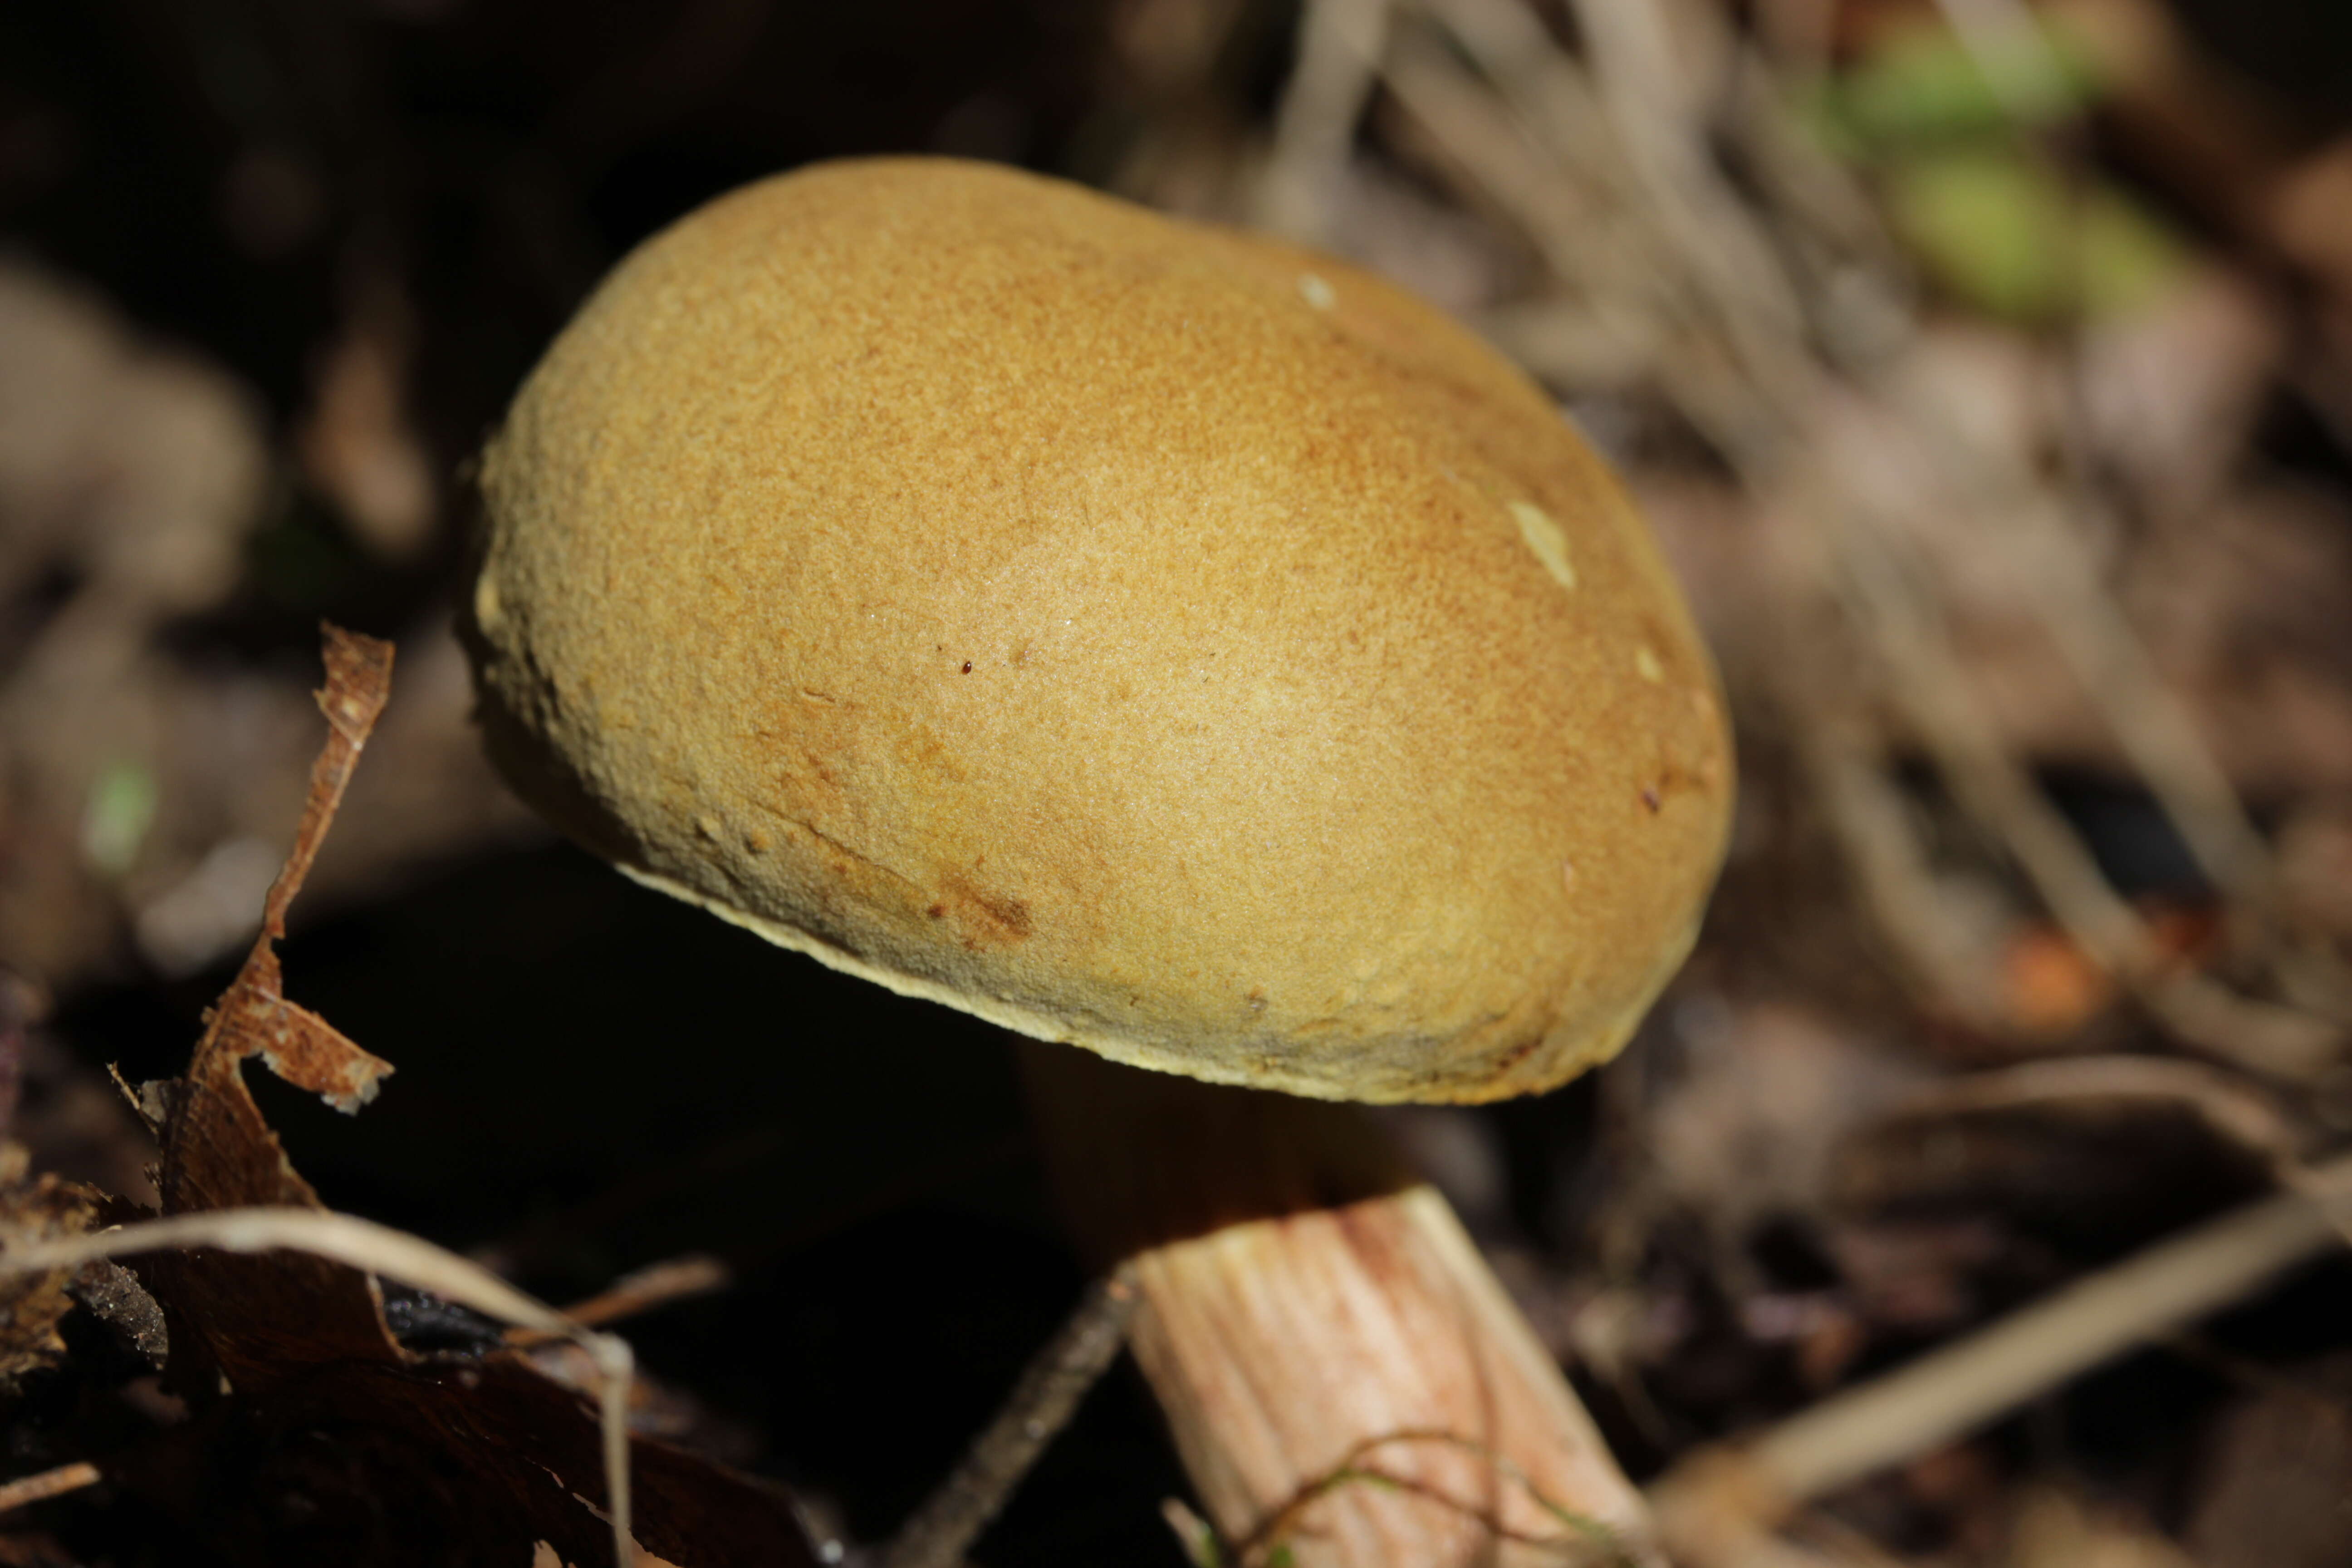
1024 1047 1661 1568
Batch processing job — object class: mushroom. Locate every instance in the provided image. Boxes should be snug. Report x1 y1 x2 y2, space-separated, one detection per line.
465 157 1731 1564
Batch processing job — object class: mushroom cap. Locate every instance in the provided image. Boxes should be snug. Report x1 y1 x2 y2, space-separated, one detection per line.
466 157 1731 1104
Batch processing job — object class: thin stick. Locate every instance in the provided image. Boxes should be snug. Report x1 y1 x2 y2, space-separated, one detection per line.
0 1460 101 1515
881 1264 1141 1568
1833 503 2338 1077
1890 352 2293 977
506 1253 732 1345
0 1207 638 1568
1672 1151 2352 1506
1240 1429 1641 1566
1400 0 2340 1070
1258 0 1392 242
1883 1056 2308 1180
1795 713 2009 1031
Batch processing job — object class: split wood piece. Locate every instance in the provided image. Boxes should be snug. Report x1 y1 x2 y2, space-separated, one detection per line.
1027 1046 1660 1568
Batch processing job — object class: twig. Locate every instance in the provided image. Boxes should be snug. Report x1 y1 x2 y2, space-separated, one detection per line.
1882 1056 2352 1252
0 1460 101 1515
1825 9 2337 1032
506 1252 731 1346
1831 499 2339 1077
1257 0 1392 242
1237 1429 1641 1567
1883 1056 2303 1169
880 1263 1142 1568
0 1206 639 1568
1400 0 1783 454
1793 708 2009 1031
1563 0 1811 390
1385 8 1779 462
1897 362 2287 954
1394 0 2342 1071
1654 1149 2352 1509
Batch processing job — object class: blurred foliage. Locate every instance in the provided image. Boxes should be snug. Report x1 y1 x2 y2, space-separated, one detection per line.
1817 17 2106 143
1883 147 2188 323
1804 15 2188 324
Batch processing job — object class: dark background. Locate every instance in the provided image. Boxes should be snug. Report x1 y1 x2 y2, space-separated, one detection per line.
6 1 2352 1564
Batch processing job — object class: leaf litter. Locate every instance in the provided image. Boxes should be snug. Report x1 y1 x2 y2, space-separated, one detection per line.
0 627 818 1568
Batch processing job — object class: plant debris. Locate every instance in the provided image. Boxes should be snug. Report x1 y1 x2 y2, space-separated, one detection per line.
2 628 816 1568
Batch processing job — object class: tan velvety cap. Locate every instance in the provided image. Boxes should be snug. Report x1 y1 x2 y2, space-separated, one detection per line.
466 157 1731 1104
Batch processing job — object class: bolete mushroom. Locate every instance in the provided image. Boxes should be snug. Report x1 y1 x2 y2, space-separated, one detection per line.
465 157 1730 1564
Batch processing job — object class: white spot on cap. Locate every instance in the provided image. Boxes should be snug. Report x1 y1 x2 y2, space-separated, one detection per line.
1299 273 1337 310
1636 646 1665 682
472 571 504 633
1508 501 1577 590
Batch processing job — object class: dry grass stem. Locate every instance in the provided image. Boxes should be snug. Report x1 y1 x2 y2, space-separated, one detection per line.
1796 715 2010 1028
1377 0 2344 1071
1656 1150 2352 1509
1886 1056 2304 1165
0 1206 639 1568
1833 505 2339 1075
1258 0 1392 242
506 1252 732 1344
0 1460 102 1516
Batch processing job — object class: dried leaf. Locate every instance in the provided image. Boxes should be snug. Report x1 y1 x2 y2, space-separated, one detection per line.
0 1168 105 1387
127 625 815 1567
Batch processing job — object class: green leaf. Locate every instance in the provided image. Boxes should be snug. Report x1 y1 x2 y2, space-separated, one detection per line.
1836 17 2105 144
81 760 158 876
1884 149 2188 323
2075 184 2192 318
